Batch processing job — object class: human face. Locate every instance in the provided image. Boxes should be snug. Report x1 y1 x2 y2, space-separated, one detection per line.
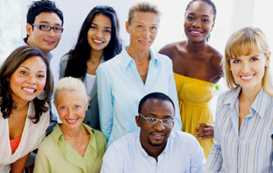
136 99 174 148
9 57 47 105
87 14 112 53
126 12 159 52
55 90 87 130
230 53 269 91
26 12 63 53
184 1 214 43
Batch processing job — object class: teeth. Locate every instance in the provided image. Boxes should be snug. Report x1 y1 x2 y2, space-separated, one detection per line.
65 119 78 124
240 75 253 80
93 39 103 44
22 87 35 94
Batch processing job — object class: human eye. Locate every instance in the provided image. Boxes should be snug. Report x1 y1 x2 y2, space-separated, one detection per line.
186 14 195 21
104 27 112 33
18 69 28 76
90 24 97 30
53 26 63 33
36 73 46 79
201 17 210 23
230 58 240 64
150 26 158 33
249 55 259 62
39 24 50 31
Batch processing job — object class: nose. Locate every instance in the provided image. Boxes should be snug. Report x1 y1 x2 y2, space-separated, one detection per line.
153 120 166 131
95 29 104 39
27 74 37 84
192 19 201 28
241 62 251 73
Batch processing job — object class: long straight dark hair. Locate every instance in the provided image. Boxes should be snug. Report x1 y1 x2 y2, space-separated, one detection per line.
64 5 122 79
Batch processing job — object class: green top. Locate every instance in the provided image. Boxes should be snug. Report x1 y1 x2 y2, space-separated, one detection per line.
34 124 106 173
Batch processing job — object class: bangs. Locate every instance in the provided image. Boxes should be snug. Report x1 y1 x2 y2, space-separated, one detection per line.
225 29 264 60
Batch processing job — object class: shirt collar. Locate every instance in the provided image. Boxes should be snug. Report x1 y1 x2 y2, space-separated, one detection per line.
136 131 173 159
223 87 269 118
120 48 159 69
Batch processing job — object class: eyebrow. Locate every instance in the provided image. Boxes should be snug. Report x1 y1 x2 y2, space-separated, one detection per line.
147 113 173 118
91 22 112 29
19 66 46 73
38 21 62 26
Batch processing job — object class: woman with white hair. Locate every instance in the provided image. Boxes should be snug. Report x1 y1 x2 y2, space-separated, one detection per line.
34 77 106 173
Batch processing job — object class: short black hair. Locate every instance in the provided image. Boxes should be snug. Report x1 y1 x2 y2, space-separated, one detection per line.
186 0 216 20
26 0 63 25
138 92 175 114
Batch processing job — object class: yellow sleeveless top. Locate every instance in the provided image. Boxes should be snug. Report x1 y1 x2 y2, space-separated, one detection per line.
175 73 213 157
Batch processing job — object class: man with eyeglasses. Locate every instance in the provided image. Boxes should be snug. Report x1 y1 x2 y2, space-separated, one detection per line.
101 92 204 173
24 0 63 60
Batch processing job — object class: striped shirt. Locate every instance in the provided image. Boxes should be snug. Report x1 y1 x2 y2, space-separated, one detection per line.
205 88 273 173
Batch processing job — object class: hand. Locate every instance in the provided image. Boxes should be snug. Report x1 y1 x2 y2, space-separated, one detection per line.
196 123 214 138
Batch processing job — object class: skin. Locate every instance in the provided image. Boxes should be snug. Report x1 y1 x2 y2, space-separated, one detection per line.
159 1 222 138
126 11 159 82
87 14 112 75
26 12 62 53
8 56 47 173
229 53 269 126
55 89 90 156
135 99 174 159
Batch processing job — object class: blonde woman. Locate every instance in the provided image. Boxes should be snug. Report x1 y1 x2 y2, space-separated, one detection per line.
206 27 273 172
34 77 106 173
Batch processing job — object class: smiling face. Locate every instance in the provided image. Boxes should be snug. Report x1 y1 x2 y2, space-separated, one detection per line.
55 90 88 130
136 98 174 148
230 53 268 91
26 12 63 53
87 14 112 53
184 1 215 43
9 56 47 105
126 11 159 52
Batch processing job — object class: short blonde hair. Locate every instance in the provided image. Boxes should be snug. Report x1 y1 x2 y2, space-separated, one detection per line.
128 2 159 24
224 27 273 95
54 77 89 104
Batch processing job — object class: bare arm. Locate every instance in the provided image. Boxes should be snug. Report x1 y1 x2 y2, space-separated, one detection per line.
10 154 29 173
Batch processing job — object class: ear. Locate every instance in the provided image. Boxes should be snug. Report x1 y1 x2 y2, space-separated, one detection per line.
125 21 130 33
26 23 33 35
265 51 271 67
135 115 141 127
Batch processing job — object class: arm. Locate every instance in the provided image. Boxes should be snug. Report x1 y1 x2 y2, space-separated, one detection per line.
33 148 50 173
204 97 224 172
100 145 123 173
97 65 113 140
10 154 29 173
167 60 182 130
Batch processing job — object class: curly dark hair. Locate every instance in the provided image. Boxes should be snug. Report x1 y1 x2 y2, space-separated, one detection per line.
64 5 122 79
0 46 54 123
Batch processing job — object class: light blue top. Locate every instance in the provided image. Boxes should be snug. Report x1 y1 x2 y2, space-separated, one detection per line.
97 49 181 143
100 130 204 173
205 88 273 173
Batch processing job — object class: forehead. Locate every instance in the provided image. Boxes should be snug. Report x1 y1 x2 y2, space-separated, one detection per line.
56 90 86 104
92 14 112 26
186 1 214 16
34 12 62 25
18 56 46 71
131 11 159 24
141 99 174 116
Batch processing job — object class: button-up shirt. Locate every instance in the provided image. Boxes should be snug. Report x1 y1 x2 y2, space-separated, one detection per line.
100 130 204 173
97 49 181 143
205 88 273 173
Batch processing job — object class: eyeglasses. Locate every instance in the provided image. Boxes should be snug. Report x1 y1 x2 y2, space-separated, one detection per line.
139 114 174 128
32 24 64 33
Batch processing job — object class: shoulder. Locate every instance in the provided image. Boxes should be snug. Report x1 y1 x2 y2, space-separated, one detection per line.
37 129 57 153
97 51 123 72
207 45 222 63
159 42 181 55
60 53 70 64
171 130 200 146
107 132 135 153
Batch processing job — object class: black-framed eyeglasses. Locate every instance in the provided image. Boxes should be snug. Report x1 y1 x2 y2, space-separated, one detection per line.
32 24 64 33
139 113 174 128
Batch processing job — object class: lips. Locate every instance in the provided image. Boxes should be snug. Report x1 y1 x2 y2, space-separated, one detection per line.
64 118 79 125
22 87 36 94
188 29 204 37
150 132 165 141
240 75 253 81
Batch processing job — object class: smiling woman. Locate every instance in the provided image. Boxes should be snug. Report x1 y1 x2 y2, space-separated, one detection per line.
0 46 53 173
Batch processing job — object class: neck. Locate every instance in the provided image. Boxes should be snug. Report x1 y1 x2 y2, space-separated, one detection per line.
186 40 206 53
140 139 166 160
127 46 150 63
12 97 29 111
89 49 103 63
240 84 262 104
27 40 49 54
60 124 85 138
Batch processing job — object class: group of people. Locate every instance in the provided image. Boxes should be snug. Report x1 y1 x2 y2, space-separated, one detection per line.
0 0 272 173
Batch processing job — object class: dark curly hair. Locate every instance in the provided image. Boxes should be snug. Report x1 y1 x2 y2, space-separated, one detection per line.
64 5 122 79
0 46 54 123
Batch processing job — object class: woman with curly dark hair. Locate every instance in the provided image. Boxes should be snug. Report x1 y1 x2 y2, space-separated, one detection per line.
59 5 122 130
0 46 54 173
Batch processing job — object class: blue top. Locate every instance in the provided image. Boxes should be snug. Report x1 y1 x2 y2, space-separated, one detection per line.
205 88 273 173
97 49 182 143
101 130 204 173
